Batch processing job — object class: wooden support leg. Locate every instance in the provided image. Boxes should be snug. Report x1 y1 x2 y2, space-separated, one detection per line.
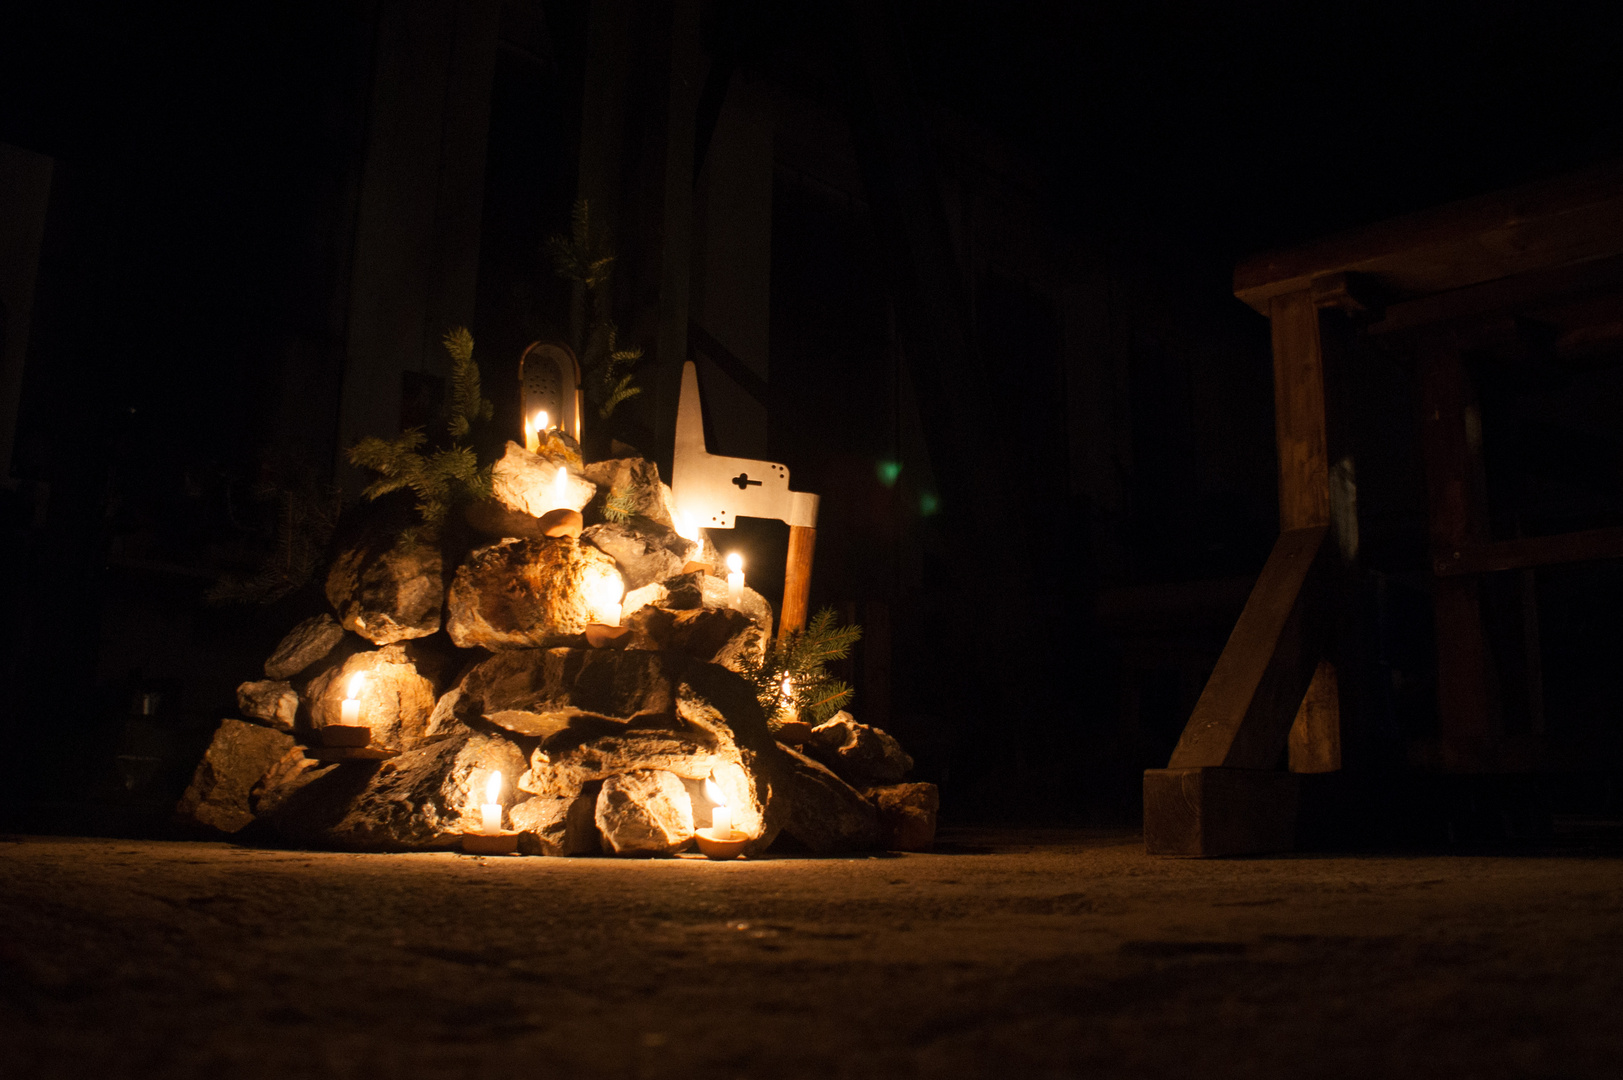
1289 660 1343 773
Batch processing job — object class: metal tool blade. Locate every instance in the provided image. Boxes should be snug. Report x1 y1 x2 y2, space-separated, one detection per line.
671 361 818 529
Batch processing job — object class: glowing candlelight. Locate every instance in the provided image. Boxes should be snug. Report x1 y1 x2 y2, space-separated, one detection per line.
479 771 503 835
704 775 733 836
725 552 744 608
674 510 700 544
524 409 548 453
340 672 366 726
552 465 569 512
778 675 795 719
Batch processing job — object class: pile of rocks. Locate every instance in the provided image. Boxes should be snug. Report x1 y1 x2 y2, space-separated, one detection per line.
177 440 937 856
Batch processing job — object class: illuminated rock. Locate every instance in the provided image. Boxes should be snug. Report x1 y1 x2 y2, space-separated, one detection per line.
620 571 773 641
595 770 694 856
867 782 939 851
462 497 550 542
779 746 881 853
621 604 766 671
519 726 716 797
806 712 913 788
264 613 346 679
269 730 527 851
237 680 298 731
249 746 334 817
582 520 696 590
303 645 438 751
445 538 623 650
491 441 595 518
175 719 296 833
511 791 600 856
325 529 444 645
580 455 677 528
451 648 680 738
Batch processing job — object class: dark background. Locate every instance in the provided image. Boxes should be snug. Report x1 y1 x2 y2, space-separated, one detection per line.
3 0 1622 835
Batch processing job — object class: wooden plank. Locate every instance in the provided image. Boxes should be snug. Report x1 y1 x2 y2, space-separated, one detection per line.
1168 526 1328 770
1143 767 1300 856
1434 526 1623 576
1272 290 1331 531
1234 160 1623 314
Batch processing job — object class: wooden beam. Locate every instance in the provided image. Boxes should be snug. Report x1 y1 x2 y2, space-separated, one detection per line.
1288 660 1342 773
1234 160 1623 314
1368 250 1623 338
1272 291 1331 531
1143 767 1300 857
1434 526 1623 577
1168 526 1328 770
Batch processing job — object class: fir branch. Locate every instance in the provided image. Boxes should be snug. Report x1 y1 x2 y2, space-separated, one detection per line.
738 606 862 724
602 487 638 524
443 327 493 440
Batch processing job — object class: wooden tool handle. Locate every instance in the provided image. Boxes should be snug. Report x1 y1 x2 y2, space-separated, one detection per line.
779 525 817 642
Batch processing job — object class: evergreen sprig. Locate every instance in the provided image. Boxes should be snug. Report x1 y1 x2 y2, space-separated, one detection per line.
346 327 494 528
546 200 615 289
602 487 638 524
739 607 862 725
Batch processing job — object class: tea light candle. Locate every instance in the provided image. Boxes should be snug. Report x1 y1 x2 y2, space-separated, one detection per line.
704 776 733 836
725 552 744 608
340 673 366 725
479 771 503 835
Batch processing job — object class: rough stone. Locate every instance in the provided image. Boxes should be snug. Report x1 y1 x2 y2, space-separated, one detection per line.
449 648 680 738
237 680 298 731
595 770 694 856
673 661 792 854
445 538 624 650
623 604 766 671
580 456 677 528
491 441 595 518
304 645 439 751
462 497 549 542
250 747 336 817
511 791 600 856
773 719 815 746
582 519 698 590
806 712 914 787
175 719 297 834
867 782 940 851
621 572 773 641
264 614 347 680
325 529 444 645
778 745 881 854
269 730 528 851
519 726 717 799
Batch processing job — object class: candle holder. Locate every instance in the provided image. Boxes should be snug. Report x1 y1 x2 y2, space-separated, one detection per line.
461 831 519 856
321 725 372 748
693 827 749 860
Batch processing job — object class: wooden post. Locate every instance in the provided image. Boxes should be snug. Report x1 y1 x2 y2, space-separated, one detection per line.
1418 337 1500 768
1271 290 1344 773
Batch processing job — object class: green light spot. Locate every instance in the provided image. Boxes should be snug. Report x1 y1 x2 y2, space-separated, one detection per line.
876 460 902 487
919 492 940 516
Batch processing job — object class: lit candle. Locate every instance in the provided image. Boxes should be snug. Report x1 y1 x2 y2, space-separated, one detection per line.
552 465 569 512
725 552 744 608
524 409 548 453
778 675 795 719
704 776 733 836
340 672 366 726
479 771 503 835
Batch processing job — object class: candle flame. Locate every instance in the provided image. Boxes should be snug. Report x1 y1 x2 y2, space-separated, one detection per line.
535 409 548 434
484 770 503 804
725 552 743 573
345 672 366 700
704 776 726 807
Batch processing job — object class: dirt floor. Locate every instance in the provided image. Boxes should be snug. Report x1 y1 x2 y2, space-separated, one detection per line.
3 829 1623 1080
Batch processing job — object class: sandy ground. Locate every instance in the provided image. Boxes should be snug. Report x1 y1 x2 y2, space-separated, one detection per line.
3 829 1622 1080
